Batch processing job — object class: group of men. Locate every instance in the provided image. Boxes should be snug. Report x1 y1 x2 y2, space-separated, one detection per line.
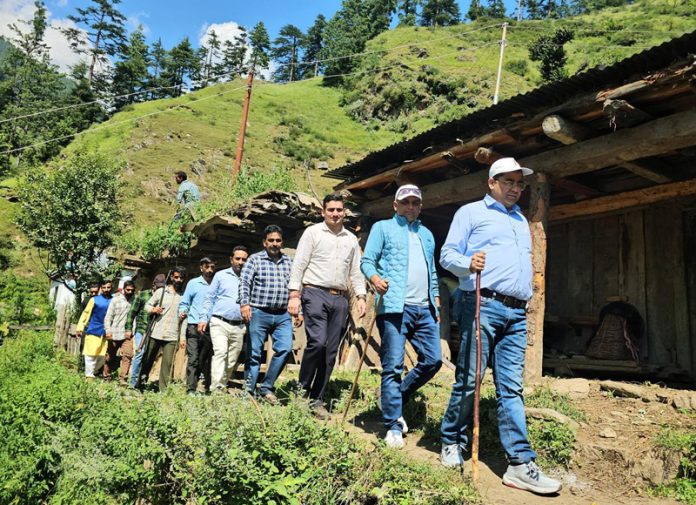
73 157 561 495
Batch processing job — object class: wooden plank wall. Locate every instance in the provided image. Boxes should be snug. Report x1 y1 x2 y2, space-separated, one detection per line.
545 204 694 377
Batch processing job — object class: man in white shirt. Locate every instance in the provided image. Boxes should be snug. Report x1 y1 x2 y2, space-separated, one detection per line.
288 193 366 419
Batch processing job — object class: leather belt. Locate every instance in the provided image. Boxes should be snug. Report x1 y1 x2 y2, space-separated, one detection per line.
303 283 345 296
213 315 244 325
479 288 527 310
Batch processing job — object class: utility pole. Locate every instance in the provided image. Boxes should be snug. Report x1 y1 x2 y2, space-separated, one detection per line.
232 66 255 183
493 22 508 105
517 0 522 21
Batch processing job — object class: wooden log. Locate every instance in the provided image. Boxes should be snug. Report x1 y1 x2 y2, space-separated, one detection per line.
474 147 503 165
53 304 71 350
525 173 549 384
363 110 696 217
618 160 671 184
542 114 594 145
550 178 696 222
603 99 652 129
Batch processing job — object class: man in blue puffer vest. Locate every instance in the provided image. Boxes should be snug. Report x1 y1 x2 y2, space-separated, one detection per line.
361 184 442 449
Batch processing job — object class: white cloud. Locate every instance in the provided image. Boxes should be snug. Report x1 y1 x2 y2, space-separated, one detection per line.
198 21 246 48
0 0 86 72
127 11 150 36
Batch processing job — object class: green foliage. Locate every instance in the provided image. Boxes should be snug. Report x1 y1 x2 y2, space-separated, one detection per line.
652 428 696 504
420 0 461 26
249 22 271 71
505 58 529 77
16 149 125 290
528 28 575 82
527 419 576 469
0 271 53 325
232 166 297 200
120 219 194 262
0 332 478 504
526 386 587 422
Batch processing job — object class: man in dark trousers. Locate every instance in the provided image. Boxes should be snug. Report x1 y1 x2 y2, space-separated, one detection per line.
126 274 165 388
361 184 442 449
288 193 366 419
439 157 561 495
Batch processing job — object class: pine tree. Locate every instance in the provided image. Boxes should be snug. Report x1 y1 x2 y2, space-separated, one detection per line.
111 26 150 108
528 28 574 81
271 24 305 82
62 0 127 83
200 29 221 86
249 22 271 71
467 0 485 20
7 0 49 60
398 0 421 25
420 0 461 26
485 0 508 18
301 15 327 77
220 26 248 78
162 37 198 96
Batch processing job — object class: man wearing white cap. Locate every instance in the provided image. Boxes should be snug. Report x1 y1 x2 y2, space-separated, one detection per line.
361 184 442 449
439 158 561 495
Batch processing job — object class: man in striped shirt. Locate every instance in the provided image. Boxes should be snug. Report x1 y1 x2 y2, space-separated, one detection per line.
240 225 302 404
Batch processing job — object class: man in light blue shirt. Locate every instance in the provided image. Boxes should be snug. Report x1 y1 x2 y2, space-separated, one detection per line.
439 158 561 495
179 257 216 394
199 246 249 392
361 184 442 450
175 171 201 220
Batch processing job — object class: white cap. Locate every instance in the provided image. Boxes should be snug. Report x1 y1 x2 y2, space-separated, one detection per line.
395 184 422 201
489 157 533 178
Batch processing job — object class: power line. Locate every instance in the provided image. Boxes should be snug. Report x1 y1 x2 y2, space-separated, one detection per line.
507 25 689 35
0 83 248 156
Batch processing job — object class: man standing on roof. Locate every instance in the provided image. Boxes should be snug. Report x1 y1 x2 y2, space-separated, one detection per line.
174 171 201 220
439 158 561 495
288 193 367 419
361 184 442 449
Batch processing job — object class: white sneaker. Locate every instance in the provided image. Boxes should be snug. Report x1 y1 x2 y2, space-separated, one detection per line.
376 396 408 434
503 461 562 495
384 430 405 449
440 444 464 468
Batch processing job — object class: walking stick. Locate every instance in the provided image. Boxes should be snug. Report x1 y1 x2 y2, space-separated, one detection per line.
472 271 482 483
341 295 383 424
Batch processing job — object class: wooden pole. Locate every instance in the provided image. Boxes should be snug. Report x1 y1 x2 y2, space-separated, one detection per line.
232 67 255 184
493 23 508 105
525 172 550 384
472 272 482 483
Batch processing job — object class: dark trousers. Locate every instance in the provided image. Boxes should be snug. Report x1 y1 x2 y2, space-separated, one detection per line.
298 287 349 401
137 337 177 390
186 324 212 392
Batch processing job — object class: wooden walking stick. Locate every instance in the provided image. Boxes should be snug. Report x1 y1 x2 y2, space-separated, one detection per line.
472 271 483 483
341 295 383 424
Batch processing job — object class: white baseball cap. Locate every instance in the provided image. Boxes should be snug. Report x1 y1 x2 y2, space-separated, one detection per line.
395 184 422 201
489 157 533 178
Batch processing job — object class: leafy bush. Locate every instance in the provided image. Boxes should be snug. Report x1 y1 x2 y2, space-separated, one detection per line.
526 386 586 422
505 59 529 77
0 271 54 325
652 428 696 503
527 419 575 469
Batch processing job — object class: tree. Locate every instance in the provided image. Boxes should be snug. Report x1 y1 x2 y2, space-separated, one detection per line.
111 26 150 108
16 150 124 290
420 0 461 26
271 24 305 82
199 29 221 86
219 26 248 78
301 15 326 77
249 22 271 71
147 38 170 98
7 0 49 60
485 0 508 18
62 0 127 83
398 0 421 25
162 37 198 96
528 28 574 82
467 0 485 20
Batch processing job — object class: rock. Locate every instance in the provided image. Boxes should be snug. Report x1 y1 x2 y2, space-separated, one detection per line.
525 407 580 433
550 378 590 399
630 450 681 485
599 380 657 402
610 410 627 419
599 427 617 438
672 392 696 410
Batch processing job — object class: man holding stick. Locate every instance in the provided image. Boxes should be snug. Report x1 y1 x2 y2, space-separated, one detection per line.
361 184 442 449
439 158 561 495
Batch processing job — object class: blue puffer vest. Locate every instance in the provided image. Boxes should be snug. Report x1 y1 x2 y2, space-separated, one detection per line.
85 294 112 336
361 214 439 315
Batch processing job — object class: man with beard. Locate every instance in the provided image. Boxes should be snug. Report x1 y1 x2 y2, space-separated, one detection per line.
288 193 366 419
104 280 136 385
76 279 114 381
240 225 302 404
137 267 186 391
199 246 250 393
179 257 216 395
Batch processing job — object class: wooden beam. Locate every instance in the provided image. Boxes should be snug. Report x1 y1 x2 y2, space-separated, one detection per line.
549 176 603 198
525 173 549 384
474 146 503 165
550 178 696 222
619 160 671 183
542 115 594 145
363 110 696 217
603 99 652 129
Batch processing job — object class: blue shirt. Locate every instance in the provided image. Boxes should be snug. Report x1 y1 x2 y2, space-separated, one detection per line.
440 194 533 301
405 228 429 306
178 275 211 324
177 180 200 207
240 250 293 310
202 267 243 322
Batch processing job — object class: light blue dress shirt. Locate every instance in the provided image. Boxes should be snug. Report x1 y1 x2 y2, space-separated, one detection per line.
440 194 533 301
201 267 243 322
405 229 430 306
177 180 200 207
178 275 211 324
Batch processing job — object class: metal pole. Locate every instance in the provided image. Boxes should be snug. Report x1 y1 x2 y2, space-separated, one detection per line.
232 67 255 184
472 271 482 483
493 22 508 105
517 0 522 21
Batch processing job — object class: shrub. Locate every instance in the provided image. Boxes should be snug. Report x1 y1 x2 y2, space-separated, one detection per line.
527 419 575 469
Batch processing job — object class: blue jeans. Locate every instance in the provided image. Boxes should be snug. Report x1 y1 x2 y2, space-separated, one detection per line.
377 304 442 432
129 332 145 388
440 291 536 465
245 308 293 396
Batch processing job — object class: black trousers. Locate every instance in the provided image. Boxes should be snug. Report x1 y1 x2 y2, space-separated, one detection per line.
137 337 177 390
298 287 349 401
186 323 212 392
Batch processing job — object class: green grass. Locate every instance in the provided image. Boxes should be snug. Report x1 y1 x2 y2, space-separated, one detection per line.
652 428 696 504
